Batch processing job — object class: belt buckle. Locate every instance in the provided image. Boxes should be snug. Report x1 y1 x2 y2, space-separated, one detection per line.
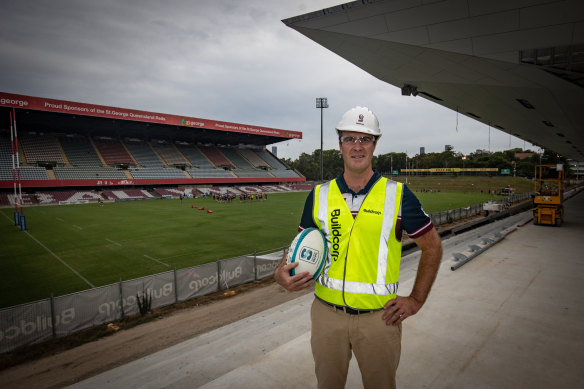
342 305 359 315
330 303 347 313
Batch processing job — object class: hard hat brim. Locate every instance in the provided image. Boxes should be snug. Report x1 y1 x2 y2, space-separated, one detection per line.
336 126 382 139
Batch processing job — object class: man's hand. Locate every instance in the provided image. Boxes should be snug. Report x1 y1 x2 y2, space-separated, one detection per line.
274 251 314 292
382 296 422 325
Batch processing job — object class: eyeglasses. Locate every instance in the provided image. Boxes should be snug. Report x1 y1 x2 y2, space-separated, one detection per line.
340 135 375 145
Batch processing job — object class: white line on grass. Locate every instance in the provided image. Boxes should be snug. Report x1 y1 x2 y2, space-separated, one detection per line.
72 225 83 230
144 254 170 267
0 211 95 288
106 238 122 247
56 217 64 222
25 231 95 288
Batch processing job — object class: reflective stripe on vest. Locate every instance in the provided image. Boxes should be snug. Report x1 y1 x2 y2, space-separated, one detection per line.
313 177 403 309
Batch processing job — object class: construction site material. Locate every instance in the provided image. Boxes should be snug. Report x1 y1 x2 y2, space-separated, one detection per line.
533 164 564 226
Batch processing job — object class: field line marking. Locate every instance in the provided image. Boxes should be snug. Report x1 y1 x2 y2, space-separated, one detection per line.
72 224 83 230
1 210 94 288
144 254 170 267
56 217 65 222
106 238 122 247
24 231 95 288
1 211 13 224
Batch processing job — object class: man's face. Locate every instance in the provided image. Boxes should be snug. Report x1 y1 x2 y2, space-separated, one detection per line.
338 131 377 174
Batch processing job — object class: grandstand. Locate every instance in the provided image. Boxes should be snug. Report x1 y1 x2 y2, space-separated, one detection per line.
93 138 136 166
0 92 305 205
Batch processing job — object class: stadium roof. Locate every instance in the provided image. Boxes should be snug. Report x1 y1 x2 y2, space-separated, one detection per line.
0 92 302 147
283 0 584 160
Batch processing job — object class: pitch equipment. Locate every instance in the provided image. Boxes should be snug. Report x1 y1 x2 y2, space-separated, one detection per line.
286 228 327 280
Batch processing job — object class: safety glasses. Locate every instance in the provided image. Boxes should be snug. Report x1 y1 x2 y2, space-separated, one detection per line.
340 135 374 145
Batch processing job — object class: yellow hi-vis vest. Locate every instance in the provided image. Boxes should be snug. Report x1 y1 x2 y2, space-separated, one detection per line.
313 177 403 310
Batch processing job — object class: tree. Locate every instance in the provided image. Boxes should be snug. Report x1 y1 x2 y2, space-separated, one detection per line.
374 152 407 173
286 146 549 179
287 149 343 181
289 152 319 180
279 157 294 168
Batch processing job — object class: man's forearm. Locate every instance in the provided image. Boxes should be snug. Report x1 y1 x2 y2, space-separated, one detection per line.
410 229 442 306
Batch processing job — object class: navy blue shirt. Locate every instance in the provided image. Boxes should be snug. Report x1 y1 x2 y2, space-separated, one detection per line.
299 170 433 240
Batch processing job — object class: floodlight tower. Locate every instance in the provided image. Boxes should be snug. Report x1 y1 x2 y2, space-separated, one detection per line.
316 97 328 181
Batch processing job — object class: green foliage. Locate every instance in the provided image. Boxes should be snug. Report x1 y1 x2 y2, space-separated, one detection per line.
287 149 343 180
373 152 407 173
289 146 563 179
136 286 152 316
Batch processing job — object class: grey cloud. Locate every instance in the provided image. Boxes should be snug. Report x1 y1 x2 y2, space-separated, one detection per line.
0 0 532 160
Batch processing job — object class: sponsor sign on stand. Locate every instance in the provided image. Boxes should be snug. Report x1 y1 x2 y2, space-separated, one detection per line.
0 91 302 140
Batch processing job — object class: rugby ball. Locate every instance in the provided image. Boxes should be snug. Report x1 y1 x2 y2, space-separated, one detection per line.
286 228 327 280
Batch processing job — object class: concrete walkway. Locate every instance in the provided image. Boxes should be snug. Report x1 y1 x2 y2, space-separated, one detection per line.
68 192 584 389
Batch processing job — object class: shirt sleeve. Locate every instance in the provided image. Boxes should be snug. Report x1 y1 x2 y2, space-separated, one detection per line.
298 189 317 231
400 185 433 239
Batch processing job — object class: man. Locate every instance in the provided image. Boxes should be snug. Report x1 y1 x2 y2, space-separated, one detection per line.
275 106 442 389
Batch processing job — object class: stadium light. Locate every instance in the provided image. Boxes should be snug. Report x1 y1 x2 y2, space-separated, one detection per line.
316 97 329 181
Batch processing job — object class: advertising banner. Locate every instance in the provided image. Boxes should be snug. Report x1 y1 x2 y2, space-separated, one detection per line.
122 272 175 316
402 168 498 173
0 253 276 353
255 251 284 279
176 262 219 301
0 177 304 190
218 256 255 289
54 284 120 336
0 299 52 353
0 91 301 140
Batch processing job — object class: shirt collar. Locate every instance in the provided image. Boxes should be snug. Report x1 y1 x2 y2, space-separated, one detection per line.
336 169 381 196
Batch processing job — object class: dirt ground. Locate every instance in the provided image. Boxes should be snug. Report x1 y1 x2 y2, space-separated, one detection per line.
0 278 313 389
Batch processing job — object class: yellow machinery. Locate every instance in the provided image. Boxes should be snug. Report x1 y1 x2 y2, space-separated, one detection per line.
533 164 564 226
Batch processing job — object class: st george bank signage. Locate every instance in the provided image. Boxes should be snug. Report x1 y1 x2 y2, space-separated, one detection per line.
0 92 302 140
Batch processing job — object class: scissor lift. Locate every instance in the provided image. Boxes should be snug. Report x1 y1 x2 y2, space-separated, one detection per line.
533 164 564 226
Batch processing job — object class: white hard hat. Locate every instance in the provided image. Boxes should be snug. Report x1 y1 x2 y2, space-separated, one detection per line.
335 106 381 139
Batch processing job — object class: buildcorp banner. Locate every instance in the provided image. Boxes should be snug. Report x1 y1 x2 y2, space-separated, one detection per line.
0 250 282 354
255 252 282 279
218 256 255 289
122 272 175 316
0 299 52 352
176 262 219 301
54 284 120 336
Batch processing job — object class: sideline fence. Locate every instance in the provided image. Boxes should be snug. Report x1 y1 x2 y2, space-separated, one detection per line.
0 249 283 353
0 195 531 353
429 193 531 225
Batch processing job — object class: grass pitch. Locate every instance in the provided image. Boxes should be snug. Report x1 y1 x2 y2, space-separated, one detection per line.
0 187 505 308
0 193 305 308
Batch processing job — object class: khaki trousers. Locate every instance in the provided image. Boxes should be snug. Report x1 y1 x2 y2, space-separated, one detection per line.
311 298 401 389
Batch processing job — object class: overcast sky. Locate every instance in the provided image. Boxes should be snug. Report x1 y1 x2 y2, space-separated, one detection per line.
0 0 535 160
